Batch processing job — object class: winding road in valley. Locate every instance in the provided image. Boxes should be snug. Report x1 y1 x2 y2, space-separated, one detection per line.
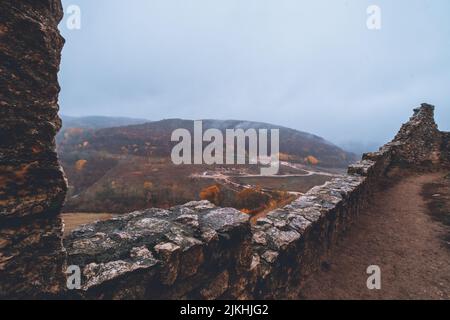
191 161 342 194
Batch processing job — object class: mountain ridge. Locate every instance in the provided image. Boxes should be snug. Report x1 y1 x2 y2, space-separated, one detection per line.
60 117 356 168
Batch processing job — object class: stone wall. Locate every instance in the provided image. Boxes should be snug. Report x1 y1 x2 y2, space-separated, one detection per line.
63 104 449 300
375 104 443 169
64 202 252 299
442 132 450 167
0 1 67 298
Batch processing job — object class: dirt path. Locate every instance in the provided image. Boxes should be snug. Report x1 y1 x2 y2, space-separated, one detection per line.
300 172 450 300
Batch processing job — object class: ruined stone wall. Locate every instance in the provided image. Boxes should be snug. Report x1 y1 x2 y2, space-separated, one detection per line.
379 104 443 168
64 202 253 299
442 132 450 167
63 104 448 300
0 1 67 298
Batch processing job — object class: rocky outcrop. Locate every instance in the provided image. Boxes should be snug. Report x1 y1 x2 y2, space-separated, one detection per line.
0 1 67 298
63 104 449 300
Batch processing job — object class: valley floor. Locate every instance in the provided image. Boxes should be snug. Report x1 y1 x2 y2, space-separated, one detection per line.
300 172 450 300
62 213 116 236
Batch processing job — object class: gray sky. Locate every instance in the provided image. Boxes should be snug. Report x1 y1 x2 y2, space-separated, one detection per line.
59 0 450 147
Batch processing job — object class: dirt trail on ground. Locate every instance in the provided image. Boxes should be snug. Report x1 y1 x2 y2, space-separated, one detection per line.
300 172 450 300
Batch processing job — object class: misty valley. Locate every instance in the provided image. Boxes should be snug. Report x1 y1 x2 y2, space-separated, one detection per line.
57 116 354 232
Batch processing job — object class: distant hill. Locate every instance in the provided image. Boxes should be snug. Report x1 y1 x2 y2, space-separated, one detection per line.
60 115 150 130
57 115 150 145
59 118 356 168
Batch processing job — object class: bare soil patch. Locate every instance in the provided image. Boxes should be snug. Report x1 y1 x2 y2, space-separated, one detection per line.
300 172 450 300
62 213 116 236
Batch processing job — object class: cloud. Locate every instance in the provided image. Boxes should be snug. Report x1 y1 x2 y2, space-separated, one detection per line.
59 0 450 146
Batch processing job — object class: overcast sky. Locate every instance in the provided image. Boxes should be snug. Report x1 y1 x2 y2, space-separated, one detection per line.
58 0 450 148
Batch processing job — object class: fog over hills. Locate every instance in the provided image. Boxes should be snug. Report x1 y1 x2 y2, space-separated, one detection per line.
59 117 356 168
61 115 150 130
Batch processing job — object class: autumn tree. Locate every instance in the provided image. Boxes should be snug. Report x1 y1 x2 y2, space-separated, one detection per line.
236 187 269 211
200 184 222 205
305 155 319 165
75 159 88 171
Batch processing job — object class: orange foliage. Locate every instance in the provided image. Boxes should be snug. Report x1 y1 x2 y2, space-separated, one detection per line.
75 159 88 171
143 181 153 189
200 185 222 205
64 128 84 139
305 155 319 165
236 187 268 210
278 153 291 161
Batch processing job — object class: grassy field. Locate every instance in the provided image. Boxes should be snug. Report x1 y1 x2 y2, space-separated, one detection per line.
231 174 333 193
62 213 116 236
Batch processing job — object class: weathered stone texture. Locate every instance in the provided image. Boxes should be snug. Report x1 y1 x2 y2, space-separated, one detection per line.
442 132 450 167
0 1 67 298
382 104 443 168
64 201 251 299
